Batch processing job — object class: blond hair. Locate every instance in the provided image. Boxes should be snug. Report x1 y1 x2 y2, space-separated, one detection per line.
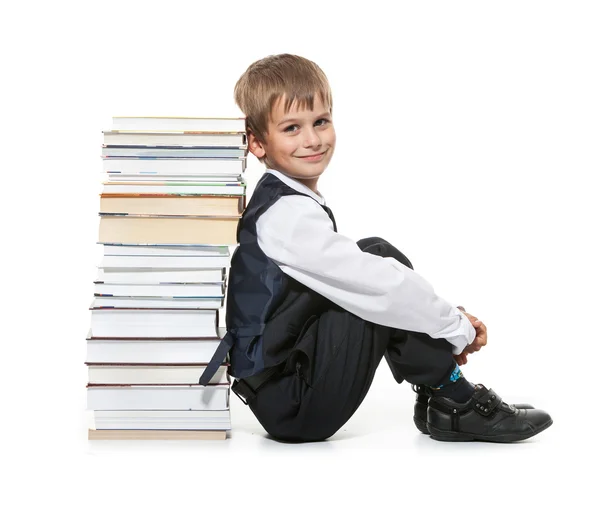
234 54 333 163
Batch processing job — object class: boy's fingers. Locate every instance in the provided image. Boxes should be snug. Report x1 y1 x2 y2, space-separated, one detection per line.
455 353 467 365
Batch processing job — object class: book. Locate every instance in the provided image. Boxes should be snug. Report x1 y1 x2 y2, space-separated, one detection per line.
94 283 225 298
103 147 246 158
101 244 230 256
98 216 239 244
86 338 223 363
88 429 226 440
103 131 246 147
96 268 225 284
103 157 245 175
91 297 225 310
86 364 229 384
100 195 243 217
102 181 246 196
112 116 245 132
89 410 231 431
87 385 230 410
100 254 230 269
105 174 242 182
89 308 219 338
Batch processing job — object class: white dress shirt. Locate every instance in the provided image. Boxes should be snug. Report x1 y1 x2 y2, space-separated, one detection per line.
256 169 476 354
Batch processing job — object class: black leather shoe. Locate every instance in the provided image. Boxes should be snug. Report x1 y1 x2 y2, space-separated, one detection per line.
411 384 535 435
412 384 434 434
426 384 553 442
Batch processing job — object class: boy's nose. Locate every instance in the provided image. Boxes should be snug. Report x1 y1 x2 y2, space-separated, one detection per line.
303 129 322 148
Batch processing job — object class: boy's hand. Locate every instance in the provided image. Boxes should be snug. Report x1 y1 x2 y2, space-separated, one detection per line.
453 307 488 365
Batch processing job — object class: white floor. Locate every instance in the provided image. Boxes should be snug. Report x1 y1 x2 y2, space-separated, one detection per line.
74 368 588 508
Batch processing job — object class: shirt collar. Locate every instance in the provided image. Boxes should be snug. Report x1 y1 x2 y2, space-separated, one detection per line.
265 169 326 205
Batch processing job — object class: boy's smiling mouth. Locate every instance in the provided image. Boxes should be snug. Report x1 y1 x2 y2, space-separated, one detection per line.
296 150 327 160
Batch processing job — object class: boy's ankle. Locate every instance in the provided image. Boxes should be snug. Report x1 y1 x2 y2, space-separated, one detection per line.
429 377 475 403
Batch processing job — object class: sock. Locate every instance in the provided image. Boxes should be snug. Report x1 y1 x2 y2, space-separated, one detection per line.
428 363 475 403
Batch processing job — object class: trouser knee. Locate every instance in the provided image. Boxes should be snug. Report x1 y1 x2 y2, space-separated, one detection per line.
357 236 414 269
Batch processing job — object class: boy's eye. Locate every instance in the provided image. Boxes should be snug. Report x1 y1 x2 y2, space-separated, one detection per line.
284 118 330 132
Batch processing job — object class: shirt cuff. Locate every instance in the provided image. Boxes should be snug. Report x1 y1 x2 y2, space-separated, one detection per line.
445 310 477 355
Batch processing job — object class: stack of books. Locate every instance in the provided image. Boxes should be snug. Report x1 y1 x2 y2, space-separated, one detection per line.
86 116 247 440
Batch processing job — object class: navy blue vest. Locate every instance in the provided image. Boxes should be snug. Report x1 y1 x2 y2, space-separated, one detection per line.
199 172 337 385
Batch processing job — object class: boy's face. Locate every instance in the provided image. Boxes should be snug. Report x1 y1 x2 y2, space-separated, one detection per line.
248 94 336 192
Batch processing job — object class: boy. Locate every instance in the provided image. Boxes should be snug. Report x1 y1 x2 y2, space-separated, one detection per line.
200 53 552 443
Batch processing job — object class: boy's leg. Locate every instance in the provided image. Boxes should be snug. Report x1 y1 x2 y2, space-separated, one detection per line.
249 237 551 443
248 237 456 442
355 237 457 387
351 239 551 443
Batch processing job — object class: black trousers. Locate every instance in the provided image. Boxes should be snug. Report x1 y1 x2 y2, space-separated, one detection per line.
247 237 457 443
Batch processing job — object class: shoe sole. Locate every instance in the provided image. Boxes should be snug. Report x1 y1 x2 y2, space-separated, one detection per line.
427 418 553 443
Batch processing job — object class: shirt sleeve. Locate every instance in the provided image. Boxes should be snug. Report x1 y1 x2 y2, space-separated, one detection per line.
256 195 476 354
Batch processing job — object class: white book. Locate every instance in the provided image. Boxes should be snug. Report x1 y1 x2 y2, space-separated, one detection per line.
100 255 229 269
104 174 242 182
90 410 232 430
94 283 225 298
96 268 225 284
103 147 246 158
86 339 223 363
102 157 245 175
87 364 229 384
103 131 246 147
112 116 246 132
101 244 230 256
102 182 246 196
91 297 225 310
87 385 230 411
90 308 218 337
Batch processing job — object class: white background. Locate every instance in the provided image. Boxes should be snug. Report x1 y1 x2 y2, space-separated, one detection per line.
2 0 598 506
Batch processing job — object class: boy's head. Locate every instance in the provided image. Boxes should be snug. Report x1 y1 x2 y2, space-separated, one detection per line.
234 54 336 190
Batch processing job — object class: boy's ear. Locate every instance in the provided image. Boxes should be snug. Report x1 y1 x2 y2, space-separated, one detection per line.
247 130 267 160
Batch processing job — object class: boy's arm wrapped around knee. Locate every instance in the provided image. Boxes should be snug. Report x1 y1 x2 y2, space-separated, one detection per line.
257 195 476 354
